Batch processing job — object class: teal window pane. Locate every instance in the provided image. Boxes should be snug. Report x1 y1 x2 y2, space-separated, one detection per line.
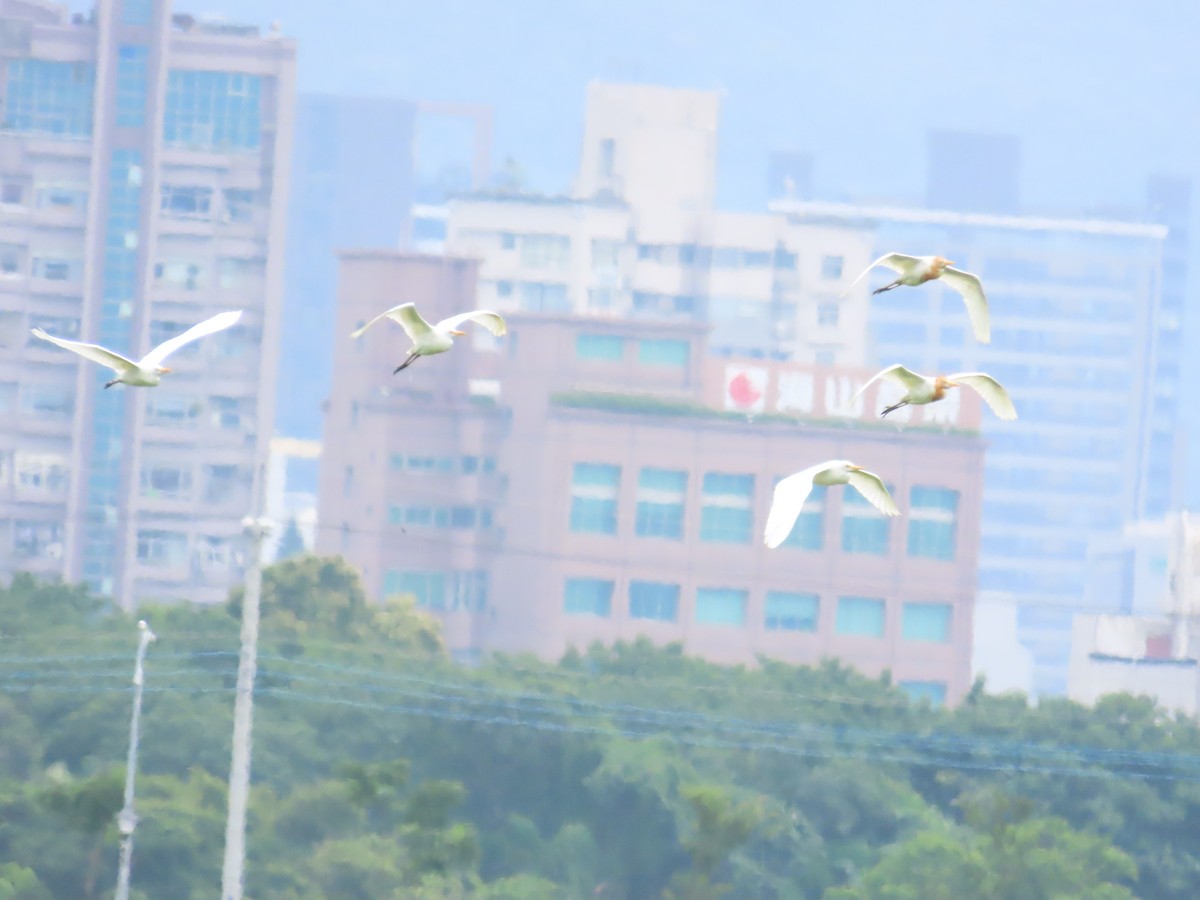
636 467 686 539
629 581 679 621
902 602 952 642
765 591 818 631
836 596 885 637
115 45 148 127
638 338 689 366
3 59 96 138
164 69 262 151
577 333 625 361
384 571 446 609
564 578 613 616
570 462 620 534
700 472 754 543
775 479 826 550
908 485 959 561
841 485 892 555
388 506 404 525
901 681 947 707
695 588 747 626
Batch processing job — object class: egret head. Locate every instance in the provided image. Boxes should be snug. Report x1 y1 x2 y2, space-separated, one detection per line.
155 366 172 375
933 255 954 268
935 375 959 390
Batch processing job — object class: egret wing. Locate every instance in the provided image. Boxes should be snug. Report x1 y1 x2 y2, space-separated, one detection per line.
847 469 900 517
435 309 508 337
764 464 826 550
850 363 926 405
948 372 1017 420
31 328 138 374
940 267 990 344
140 310 243 367
841 252 922 297
350 303 433 341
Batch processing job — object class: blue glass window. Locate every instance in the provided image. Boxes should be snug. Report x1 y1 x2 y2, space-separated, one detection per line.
564 578 613 616
765 591 818 632
576 333 625 361
695 588 747 626
383 571 446 609
638 338 689 366
115 46 148 127
841 485 892 555
635 468 686 539
836 596 885 637
3 59 96 138
163 69 262 151
900 681 947 707
121 0 154 24
700 472 754 543
908 486 959 560
629 581 679 621
902 602 952 642
570 462 620 534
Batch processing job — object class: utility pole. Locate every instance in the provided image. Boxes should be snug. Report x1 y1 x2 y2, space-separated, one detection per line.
114 619 156 900
220 462 272 900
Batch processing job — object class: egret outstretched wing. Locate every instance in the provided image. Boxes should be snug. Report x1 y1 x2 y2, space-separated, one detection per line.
851 364 927 405
847 469 900 517
949 372 1017 420
841 252 922 297
350 303 433 341
31 328 138 374
140 310 243 368
940 267 990 344
435 309 507 337
764 464 824 550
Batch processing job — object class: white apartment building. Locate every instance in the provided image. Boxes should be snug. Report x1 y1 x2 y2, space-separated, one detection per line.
0 0 295 606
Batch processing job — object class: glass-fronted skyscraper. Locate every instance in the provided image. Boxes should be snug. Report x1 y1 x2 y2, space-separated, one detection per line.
772 200 1173 695
0 0 295 606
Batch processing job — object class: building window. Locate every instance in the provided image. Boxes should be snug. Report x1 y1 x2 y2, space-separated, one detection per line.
635 468 686 539
520 234 571 269
1 181 24 205
115 45 148 127
817 303 839 327
136 529 188 567
637 339 689 367
902 602 952 642
900 681 947 707
121 0 154 24
836 596 885 637
2 59 96 138
27 316 81 343
564 578 613 617
0 243 21 276
36 183 87 211
500 232 517 250
598 138 615 178
14 521 63 559
765 592 818 632
570 462 620 534
908 486 959 560
160 184 213 218
821 255 844 279
744 250 771 267
14 452 68 492
713 247 742 268
32 258 82 283
383 571 447 609
774 481 825 550
19 385 73 418
576 333 625 361
163 69 262 151
496 280 513 298
700 473 754 543
841 485 892 555
139 463 191 499
773 248 798 269
695 588 747 626
629 581 679 621
519 281 569 313
145 393 198 428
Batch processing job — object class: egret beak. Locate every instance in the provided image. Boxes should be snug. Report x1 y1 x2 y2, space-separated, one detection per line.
158 367 172 374
848 464 864 472
945 259 955 266
450 330 466 336
946 380 959 388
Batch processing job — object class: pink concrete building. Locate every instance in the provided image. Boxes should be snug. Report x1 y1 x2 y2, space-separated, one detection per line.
319 251 986 705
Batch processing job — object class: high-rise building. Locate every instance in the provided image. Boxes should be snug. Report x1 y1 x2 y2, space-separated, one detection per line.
318 251 989 705
447 83 878 364
771 198 1171 695
0 0 295 606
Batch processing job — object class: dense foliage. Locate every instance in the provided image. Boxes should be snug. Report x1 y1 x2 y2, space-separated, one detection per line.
2 558 1200 898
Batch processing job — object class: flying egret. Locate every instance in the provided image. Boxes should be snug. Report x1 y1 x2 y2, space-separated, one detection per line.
843 253 990 343
852 364 1017 421
350 302 507 373
31 309 243 389
764 460 900 550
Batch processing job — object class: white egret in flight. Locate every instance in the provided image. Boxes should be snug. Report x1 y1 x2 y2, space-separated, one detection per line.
844 253 990 343
31 309 243 389
764 460 900 550
852 364 1017 420
350 302 507 373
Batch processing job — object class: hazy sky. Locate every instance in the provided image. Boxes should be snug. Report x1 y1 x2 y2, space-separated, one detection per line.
82 0 1200 213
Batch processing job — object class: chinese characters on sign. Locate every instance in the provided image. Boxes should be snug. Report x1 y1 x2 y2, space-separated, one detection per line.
713 361 978 429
